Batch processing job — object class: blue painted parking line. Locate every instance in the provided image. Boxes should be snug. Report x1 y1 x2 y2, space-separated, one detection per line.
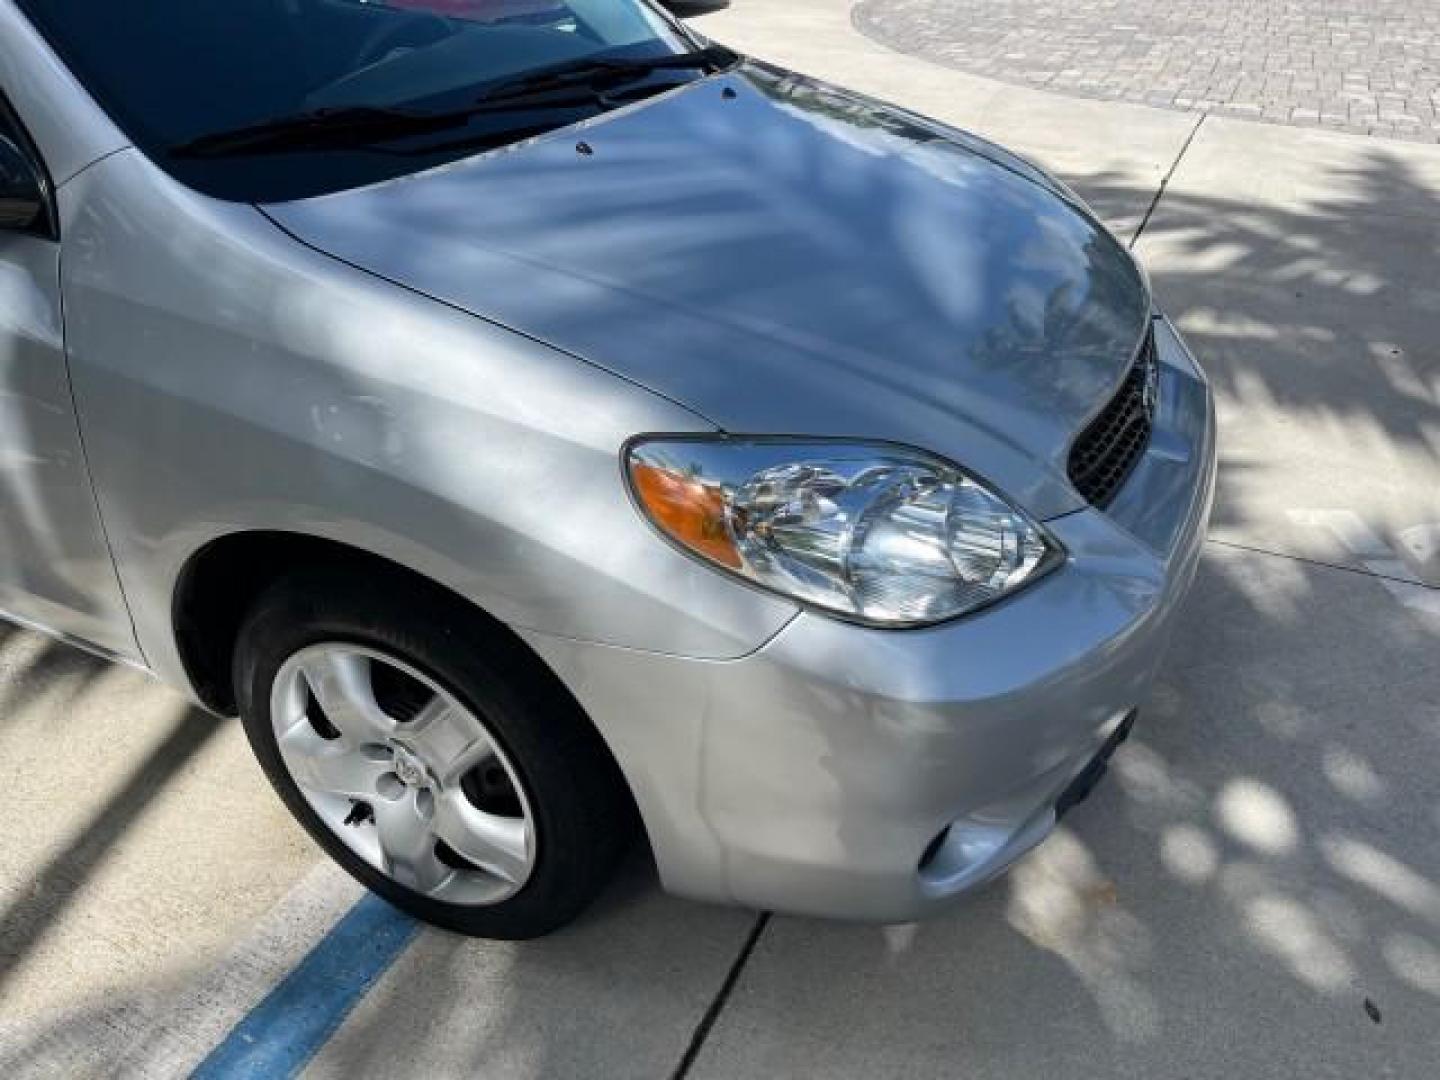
191 893 419 1079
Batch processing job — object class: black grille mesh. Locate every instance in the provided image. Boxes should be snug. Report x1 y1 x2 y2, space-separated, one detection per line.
1067 327 1158 507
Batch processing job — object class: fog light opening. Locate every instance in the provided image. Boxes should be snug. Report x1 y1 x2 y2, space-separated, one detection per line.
919 826 951 871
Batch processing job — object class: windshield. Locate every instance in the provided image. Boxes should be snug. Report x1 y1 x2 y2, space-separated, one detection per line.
21 0 713 202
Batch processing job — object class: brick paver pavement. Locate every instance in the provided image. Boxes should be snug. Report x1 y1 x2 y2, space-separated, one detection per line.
853 0 1440 141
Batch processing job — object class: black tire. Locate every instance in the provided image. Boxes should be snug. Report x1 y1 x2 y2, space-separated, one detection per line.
233 565 635 939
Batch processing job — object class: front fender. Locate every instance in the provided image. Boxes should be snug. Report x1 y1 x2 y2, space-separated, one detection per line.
57 150 798 697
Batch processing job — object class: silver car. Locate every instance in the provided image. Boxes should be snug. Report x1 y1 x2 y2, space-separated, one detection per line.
0 0 1214 937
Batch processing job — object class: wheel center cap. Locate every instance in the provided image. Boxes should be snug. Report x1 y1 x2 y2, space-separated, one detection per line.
392 746 428 788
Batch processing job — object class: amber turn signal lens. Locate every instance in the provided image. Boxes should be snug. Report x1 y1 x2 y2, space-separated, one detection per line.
629 461 741 569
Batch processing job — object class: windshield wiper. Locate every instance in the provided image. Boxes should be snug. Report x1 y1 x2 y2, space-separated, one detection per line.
169 105 478 159
168 45 738 161
474 44 736 105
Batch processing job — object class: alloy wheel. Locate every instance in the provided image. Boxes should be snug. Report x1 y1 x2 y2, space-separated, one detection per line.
270 643 537 905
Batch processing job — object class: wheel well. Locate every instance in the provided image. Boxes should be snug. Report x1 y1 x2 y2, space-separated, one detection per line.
175 530 648 866
175 532 491 715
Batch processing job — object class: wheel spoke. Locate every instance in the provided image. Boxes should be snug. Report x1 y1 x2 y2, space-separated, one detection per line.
274 644 537 902
277 720 388 798
407 695 492 785
298 651 394 743
434 790 531 884
372 791 449 894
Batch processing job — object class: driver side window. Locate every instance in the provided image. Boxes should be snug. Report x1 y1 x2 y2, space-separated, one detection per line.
0 94 54 239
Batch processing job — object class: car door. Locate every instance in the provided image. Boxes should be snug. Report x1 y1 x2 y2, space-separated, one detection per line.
0 92 137 659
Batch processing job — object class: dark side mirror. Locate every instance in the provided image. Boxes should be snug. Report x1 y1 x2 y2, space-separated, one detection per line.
0 133 47 235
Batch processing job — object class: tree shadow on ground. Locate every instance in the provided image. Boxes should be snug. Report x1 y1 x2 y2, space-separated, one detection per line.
1072 144 1440 586
1087 147 1440 457
0 706 224 997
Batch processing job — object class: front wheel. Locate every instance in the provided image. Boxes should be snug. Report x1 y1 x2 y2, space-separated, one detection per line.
233 568 634 939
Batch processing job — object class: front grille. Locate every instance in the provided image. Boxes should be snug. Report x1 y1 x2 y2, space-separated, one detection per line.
1067 326 1158 507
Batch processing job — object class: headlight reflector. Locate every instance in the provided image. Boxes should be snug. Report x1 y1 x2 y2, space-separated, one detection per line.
626 439 1058 626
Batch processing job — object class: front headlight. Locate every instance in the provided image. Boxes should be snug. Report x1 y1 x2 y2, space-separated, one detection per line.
625 438 1061 627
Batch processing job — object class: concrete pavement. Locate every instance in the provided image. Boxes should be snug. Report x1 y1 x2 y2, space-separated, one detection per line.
2 2 1437 1076
0 629 318 1077
301 878 755 1079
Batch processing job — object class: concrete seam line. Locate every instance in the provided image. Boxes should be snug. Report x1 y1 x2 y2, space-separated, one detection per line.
1205 537 1436 590
1131 112 1206 248
670 912 772 1080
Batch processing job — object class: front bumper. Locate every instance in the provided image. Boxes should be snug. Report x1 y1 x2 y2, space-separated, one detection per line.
523 314 1215 921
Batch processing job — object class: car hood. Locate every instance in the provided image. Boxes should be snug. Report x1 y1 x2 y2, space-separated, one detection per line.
264 64 1150 518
